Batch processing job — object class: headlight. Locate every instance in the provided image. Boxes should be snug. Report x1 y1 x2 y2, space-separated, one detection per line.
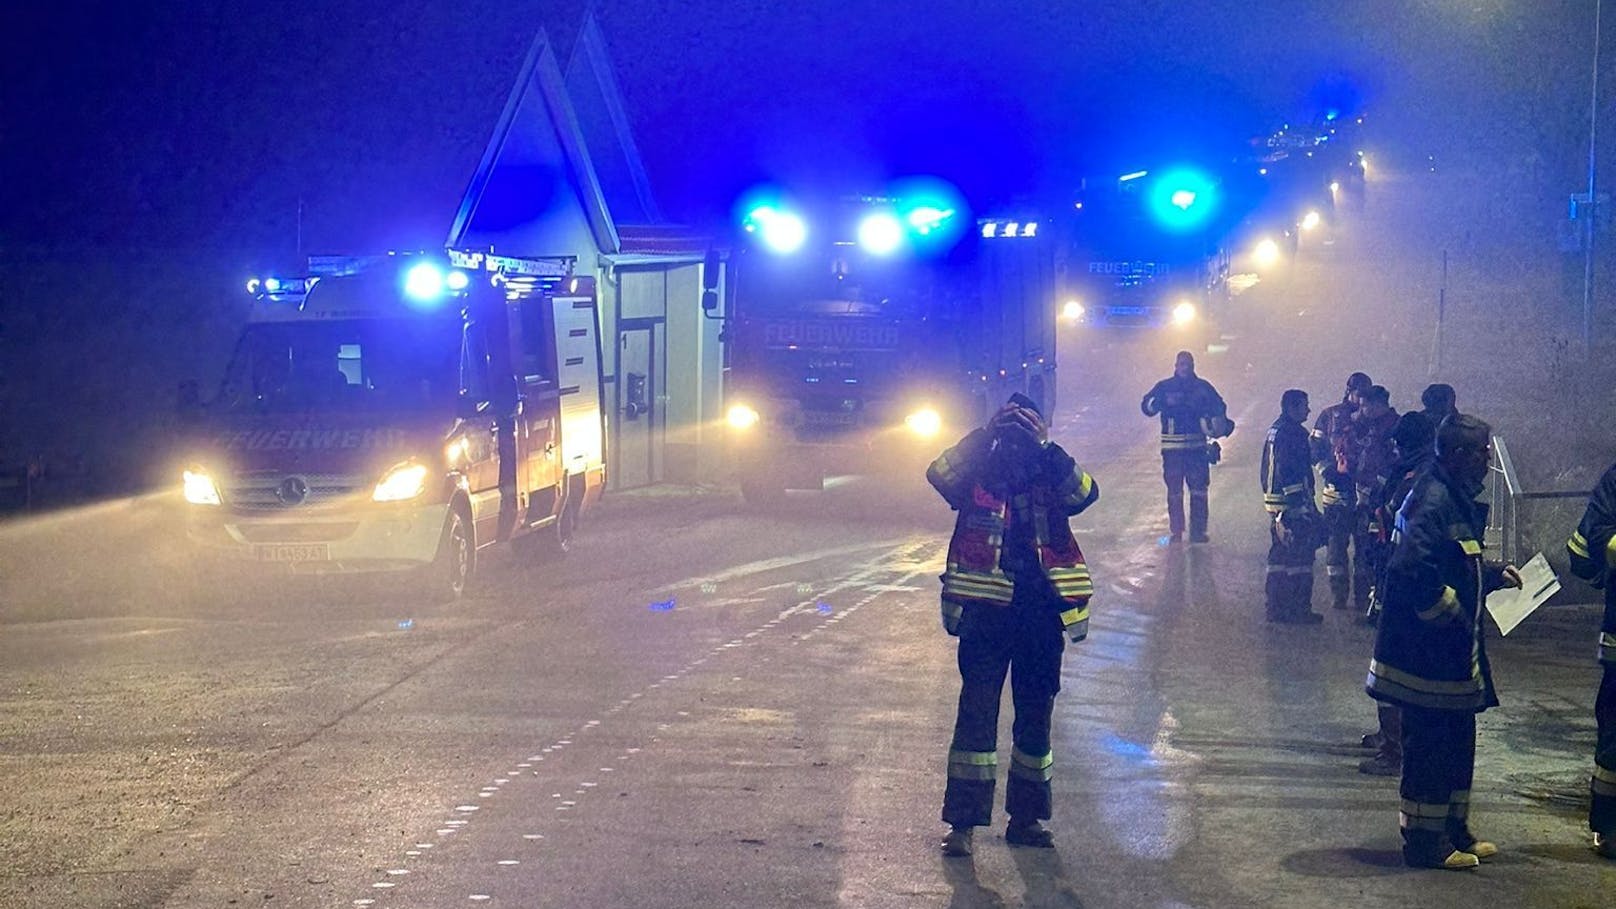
1253 237 1281 269
1061 299 1086 321
373 462 430 502
726 404 761 430
857 212 905 255
183 468 222 506
1171 301 1198 325
1301 210 1322 231
904 407 943 438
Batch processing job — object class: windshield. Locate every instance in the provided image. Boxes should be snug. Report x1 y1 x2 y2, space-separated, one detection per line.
733 248 958 320
215 318 460 415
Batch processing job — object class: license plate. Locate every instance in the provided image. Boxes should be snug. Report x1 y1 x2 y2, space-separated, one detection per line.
254 543 331 563
1108 305 1147 315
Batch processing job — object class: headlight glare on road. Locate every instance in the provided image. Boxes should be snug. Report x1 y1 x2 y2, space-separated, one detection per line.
905 407 943 438
1253 237 1281 269
183 468 222 506
373 462 430 502
727 404 761 430
1171 300 1198 325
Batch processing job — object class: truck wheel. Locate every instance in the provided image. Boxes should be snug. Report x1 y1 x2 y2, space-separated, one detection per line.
427 506 474 601
541 497 578 556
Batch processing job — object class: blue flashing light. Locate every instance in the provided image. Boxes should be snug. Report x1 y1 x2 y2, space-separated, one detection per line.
404 262 447 303
1118 170 1150 183
981 221 999 238
857 212 904 255
264 277 283 293
246 278 260 294
744 205 808 254
1147 168 1218 232
905 206 955 236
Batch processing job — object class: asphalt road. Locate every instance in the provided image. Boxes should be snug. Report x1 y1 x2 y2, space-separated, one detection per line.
4 169 1615 908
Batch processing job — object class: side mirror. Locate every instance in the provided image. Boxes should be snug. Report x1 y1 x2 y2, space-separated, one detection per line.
701 248 720 291
702 289 719 313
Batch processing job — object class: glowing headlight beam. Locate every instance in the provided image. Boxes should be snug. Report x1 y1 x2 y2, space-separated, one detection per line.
1253 237 1282 269
726 404 761 430
183 468 222 506
373 463 430 502
904 408 943 438
857 212 904 255
1171 301 1198 325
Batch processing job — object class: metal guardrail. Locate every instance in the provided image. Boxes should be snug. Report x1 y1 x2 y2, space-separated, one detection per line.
1488 434 1593 565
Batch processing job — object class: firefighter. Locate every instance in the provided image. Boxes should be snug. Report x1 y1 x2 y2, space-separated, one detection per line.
1359 411 1436 777
1420 383 1458 428
1140 351 1230 543
929 395 1100 857
1346 385 1400 614
1312 371 1373 608
1261 389 1323 624
1365 415 1521 870
1566 458 1616 859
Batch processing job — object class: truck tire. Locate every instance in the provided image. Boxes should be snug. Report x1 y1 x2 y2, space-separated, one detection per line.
540 496 578 556
425 505 474 601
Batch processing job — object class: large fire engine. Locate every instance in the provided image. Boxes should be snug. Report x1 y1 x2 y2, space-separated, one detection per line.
1059 167 1232 332
177 251 606 599
708 195 1058 503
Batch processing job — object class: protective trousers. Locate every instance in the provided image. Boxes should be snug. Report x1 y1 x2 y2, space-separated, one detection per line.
1399 706 1479 863
1590 662 1616 835
1351 509 1383 611
943 588 1064 828
1323 499 1356 606
1161 449 1210 538
1264 525 1315 620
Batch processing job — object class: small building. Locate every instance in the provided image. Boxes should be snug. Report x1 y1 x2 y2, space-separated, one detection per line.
446 19 723 490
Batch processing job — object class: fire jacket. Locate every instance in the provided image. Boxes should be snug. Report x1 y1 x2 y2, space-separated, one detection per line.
927 428 1100 641
1140 375 1229 453
1310 398 1356 508
1568 462 1616 663
1261 414 1314 517
1366 462 1509 712
1345 408 1400 527
1374 450 1433 544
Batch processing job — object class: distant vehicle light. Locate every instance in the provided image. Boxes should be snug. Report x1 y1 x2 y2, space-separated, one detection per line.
373 462 430 502
404 262 447 301
905 407 943 438
1253 237 1282 269
183 468 222 506
445 270 470 291
1170 190 1197 210
760 210 807 254
1258 167 1268 176
1329 181 1341 194
1062 299 1086 321
726 404 761 430
1301 210 1323 231
905 206 955 236
1171 301 1198 325
858 212 904 255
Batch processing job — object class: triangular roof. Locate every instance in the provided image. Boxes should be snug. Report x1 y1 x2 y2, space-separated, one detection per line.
565 14 662 226
446 29 619 255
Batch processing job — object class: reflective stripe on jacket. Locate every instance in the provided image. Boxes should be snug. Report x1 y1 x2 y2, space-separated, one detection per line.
1141 375 1228 453
1366 462 1508 712
927 428 1099 640
1261 415 1314 516
1568 462 1616 662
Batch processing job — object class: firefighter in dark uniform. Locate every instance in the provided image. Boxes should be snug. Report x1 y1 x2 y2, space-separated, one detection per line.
1346 385 1400 614
1261 389 1323 623
1567 459 1616 859
1359 411 1436 777
1365 415 1521 869
1313 371 1373 608
929 395 1100 857
1140 351 1230 543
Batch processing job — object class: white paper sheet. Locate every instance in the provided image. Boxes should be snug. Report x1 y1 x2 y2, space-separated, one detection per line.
1484 551 1561 636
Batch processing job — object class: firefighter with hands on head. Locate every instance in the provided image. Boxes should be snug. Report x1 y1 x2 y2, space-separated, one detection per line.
928 393 1100 857
1566 458 1616 858
1365 415 1522 870
1346 385 1401 614
1313 371 1374 609
1140 351 1231 544
1358 410 1436 777
1261 389 1324 624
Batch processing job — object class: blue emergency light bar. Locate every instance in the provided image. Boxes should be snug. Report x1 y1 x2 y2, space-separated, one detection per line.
979 220 1040 239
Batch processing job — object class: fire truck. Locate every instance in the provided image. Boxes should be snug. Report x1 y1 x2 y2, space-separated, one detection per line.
708 195 1058 503
1059 168 1232 332
177 250 606 600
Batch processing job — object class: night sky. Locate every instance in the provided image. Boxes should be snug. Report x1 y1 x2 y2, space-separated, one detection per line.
2 1 1602 257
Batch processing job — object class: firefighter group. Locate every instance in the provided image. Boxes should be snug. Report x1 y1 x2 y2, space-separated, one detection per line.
924 358 1616 872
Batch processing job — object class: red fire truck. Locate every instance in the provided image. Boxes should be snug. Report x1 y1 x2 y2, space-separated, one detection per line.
177 250 606 599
